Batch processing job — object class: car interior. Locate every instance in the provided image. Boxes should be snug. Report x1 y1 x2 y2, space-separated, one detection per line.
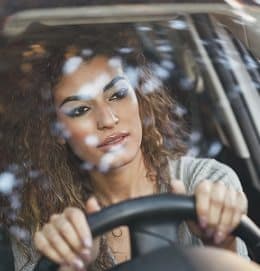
0 1 260 270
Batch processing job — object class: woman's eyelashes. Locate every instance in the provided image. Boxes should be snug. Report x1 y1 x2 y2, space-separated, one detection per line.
64 88 128 118
109 88 128 101
66 105 90 118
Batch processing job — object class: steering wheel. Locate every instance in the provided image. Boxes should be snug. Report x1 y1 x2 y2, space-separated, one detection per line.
34 194 260 271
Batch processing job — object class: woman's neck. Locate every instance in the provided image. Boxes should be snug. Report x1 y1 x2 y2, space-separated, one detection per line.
89 149 156 206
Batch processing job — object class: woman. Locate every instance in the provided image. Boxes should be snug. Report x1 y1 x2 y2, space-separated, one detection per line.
1 23 248 271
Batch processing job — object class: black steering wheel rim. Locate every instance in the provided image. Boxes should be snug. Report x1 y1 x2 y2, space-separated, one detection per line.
34 194 260 271
88 194 196 238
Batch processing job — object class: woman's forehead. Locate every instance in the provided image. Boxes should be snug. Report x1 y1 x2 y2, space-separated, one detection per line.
54 55 124 99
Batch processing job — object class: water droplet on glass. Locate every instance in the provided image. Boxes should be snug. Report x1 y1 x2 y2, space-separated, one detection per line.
137 25 152 32
156 45 172 53
175 105 188 117
153 64 170 79
125 67 139 89
169 20 188 30
81 161 94 171
62 56 83 75
207 141 223 157
10 226 30 242
108 57 122 69
98 153 114 173
161 60 175 70
81 48 93 57
190 131 201 143
117 47 134 54
84 135 99 147
0 172 16 194
77 73 109 100
142 76 162 94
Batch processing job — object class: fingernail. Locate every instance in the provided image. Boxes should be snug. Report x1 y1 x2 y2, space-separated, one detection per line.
84 238 92 248
72 258 84 270
199 217 207 228
81 248 91 262
214 231 225 244
206 229 214 238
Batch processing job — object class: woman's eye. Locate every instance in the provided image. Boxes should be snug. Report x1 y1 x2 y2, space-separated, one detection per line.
109 88 128 101
67 106 90 117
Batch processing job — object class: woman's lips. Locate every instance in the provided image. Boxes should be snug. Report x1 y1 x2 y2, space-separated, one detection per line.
97 133 129 151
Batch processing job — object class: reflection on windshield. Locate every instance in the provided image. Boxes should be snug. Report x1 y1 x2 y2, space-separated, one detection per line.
0 10 259 270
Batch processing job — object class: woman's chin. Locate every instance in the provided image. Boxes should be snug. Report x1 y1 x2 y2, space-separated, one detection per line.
92 152 135 173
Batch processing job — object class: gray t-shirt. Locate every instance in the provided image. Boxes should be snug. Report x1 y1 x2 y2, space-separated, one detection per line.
11 157 248 271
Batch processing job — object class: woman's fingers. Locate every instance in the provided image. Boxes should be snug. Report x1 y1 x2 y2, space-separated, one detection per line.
195 180 211 229
34 231 64 264
230 192 248 232
85 197 101 213
50 214 83 254
171 180 186 194
42 222 85 269
208 181 226 227
34 206 95 269
64 207 93 249
194 180 248 246
215 187 236 243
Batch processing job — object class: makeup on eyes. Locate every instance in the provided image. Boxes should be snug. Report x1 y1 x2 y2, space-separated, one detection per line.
60 87 129 118
58 76 131 118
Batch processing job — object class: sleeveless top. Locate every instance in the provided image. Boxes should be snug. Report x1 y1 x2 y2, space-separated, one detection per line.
11 157 249 271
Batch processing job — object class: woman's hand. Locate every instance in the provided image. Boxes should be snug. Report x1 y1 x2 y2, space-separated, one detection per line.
171 180 248 249
34 197 101 271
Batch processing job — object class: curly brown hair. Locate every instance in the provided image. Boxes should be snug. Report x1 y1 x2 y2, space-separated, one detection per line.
0 23 188 270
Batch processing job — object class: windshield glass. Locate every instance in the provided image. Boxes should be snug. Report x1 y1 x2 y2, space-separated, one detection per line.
0 2 260 271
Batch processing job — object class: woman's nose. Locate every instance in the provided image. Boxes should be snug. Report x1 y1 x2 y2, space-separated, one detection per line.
96 105 119 130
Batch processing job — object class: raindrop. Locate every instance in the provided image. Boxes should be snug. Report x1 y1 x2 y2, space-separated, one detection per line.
10 226 30 242
187 146 200 157
10 194 21 209
28 170 41 179
81 161 94 171
207 141 222 157
117 47 134 54
77 73 109 100
156 45 172 53
180 77 195 91
0 172 16 194
175 105 188 117
169 20 188 30
108 57 122 69
137 25 152 32
62 56 83 75
142 76 162 94
81 48 93 57
190 131 201 143
244 55 258 70
51 122 71 139
152 64 170 79
98 153 114 173
84 135 99 147
125 67 139 89
161 60 175 70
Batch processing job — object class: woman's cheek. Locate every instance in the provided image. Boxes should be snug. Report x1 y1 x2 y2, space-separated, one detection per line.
66 121 99 158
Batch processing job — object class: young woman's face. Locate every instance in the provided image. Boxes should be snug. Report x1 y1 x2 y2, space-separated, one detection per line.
54 56 142 172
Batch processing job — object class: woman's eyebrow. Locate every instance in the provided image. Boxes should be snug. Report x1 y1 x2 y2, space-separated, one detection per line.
59 76 126 107
103 76 125 92
59 95 81 107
